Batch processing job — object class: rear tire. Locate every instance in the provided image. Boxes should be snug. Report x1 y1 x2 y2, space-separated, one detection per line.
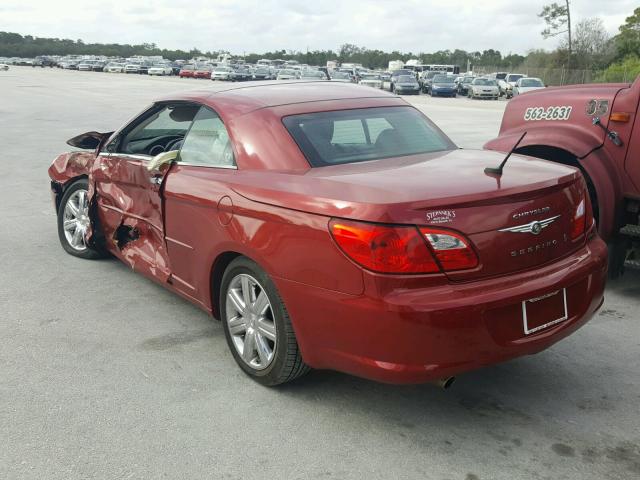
57 179 106 259
220 257 309 386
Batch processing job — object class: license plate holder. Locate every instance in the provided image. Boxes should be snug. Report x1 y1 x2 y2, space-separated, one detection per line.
522 289 568 335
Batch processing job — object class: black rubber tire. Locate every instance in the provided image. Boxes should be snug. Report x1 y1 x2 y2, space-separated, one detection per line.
57 179 106 259
220 257 310 386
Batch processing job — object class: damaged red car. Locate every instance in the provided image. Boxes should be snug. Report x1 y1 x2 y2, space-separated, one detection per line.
49 82 607 386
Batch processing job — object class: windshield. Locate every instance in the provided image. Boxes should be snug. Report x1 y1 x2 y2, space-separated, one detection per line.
282 106 455 167
279 69 295 75
433 75 454 83
472 78 497 86
332 72 351 79
521 78 544 87
462 77 474 83
182 65 195 70
398 75 416 83
507 74 524 82
361 74 381 80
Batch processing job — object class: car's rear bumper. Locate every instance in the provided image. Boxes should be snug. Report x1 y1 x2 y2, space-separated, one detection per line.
432 89 456 96
276 234 607 384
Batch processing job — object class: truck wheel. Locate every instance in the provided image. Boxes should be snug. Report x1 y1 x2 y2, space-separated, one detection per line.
220 257 310 386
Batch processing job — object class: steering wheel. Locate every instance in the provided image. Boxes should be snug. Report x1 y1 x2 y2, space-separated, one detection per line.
165 137 184 152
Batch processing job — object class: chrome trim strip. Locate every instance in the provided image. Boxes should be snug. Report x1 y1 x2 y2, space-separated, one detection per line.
178 162 237 170
499 215 561 235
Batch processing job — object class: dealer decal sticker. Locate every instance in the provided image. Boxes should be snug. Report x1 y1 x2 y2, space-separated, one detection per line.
426 210 456 224
523 106 572 121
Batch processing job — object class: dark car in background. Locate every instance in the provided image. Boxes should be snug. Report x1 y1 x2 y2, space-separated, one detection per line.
253 67 272 80
429 75 457 97
232 67 252 81
457 76 475 95
421 71 444 94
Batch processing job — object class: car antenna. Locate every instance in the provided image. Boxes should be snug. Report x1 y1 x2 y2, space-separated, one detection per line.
484 131 527 176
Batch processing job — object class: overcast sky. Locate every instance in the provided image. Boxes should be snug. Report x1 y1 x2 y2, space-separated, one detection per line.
1 0 637 55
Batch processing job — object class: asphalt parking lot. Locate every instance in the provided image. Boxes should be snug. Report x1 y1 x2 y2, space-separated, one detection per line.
1 67 639 480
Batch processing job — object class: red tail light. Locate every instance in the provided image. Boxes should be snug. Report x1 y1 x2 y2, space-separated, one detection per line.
570 196 586 240
329 219 439 273
329 219 478 274
419 227 479 271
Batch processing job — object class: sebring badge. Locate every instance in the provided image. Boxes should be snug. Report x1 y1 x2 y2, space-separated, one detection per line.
499 215 561 235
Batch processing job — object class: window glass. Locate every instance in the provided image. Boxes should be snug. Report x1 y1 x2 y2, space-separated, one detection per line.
366 118 392 143
283 106 455 167
331 120 367 145
118 104 198 156
179 107 235 167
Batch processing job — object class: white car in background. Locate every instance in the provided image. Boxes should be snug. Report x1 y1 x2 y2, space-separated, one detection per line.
276 69 298 80
504 73 526 98
211 66 234 81
124 64 141 74
359 73 383 89
0 63 9 71
77 61 95 71
513 77 546 96
148 64 173 76
104 62 126 73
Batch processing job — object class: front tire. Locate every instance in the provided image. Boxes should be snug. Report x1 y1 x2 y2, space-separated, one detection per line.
220 257 309 386
57 179 105 259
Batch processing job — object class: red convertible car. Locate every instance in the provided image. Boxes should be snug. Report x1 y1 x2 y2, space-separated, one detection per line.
49 82 607 386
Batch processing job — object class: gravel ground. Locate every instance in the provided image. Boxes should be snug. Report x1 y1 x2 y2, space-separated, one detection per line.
1 67 638 480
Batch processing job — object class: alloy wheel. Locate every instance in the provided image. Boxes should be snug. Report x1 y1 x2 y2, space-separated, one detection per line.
62 189 89 251
225 274 277 370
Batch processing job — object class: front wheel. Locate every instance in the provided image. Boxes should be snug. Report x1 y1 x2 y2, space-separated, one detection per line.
220 257 309 386
57 179 106 259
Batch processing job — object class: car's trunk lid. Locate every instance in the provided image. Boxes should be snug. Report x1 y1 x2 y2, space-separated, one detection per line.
231 149 586 279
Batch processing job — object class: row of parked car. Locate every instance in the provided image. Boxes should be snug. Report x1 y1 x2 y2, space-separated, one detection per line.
1 55 546 100
386 69 546 99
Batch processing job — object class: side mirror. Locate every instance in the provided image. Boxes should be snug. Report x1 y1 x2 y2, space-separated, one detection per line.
147 150 179 172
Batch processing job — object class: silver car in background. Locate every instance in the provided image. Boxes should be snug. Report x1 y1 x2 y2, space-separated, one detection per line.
329 71 352 82
468 78 499 100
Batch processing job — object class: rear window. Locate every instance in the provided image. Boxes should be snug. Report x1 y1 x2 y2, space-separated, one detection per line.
282 106 455 167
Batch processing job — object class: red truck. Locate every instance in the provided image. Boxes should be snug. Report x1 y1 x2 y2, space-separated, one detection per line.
485 76 640 276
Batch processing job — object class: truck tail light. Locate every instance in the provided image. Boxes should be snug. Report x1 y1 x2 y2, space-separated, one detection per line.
419 227 479 271
571 196 586 240
329 219 478 274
